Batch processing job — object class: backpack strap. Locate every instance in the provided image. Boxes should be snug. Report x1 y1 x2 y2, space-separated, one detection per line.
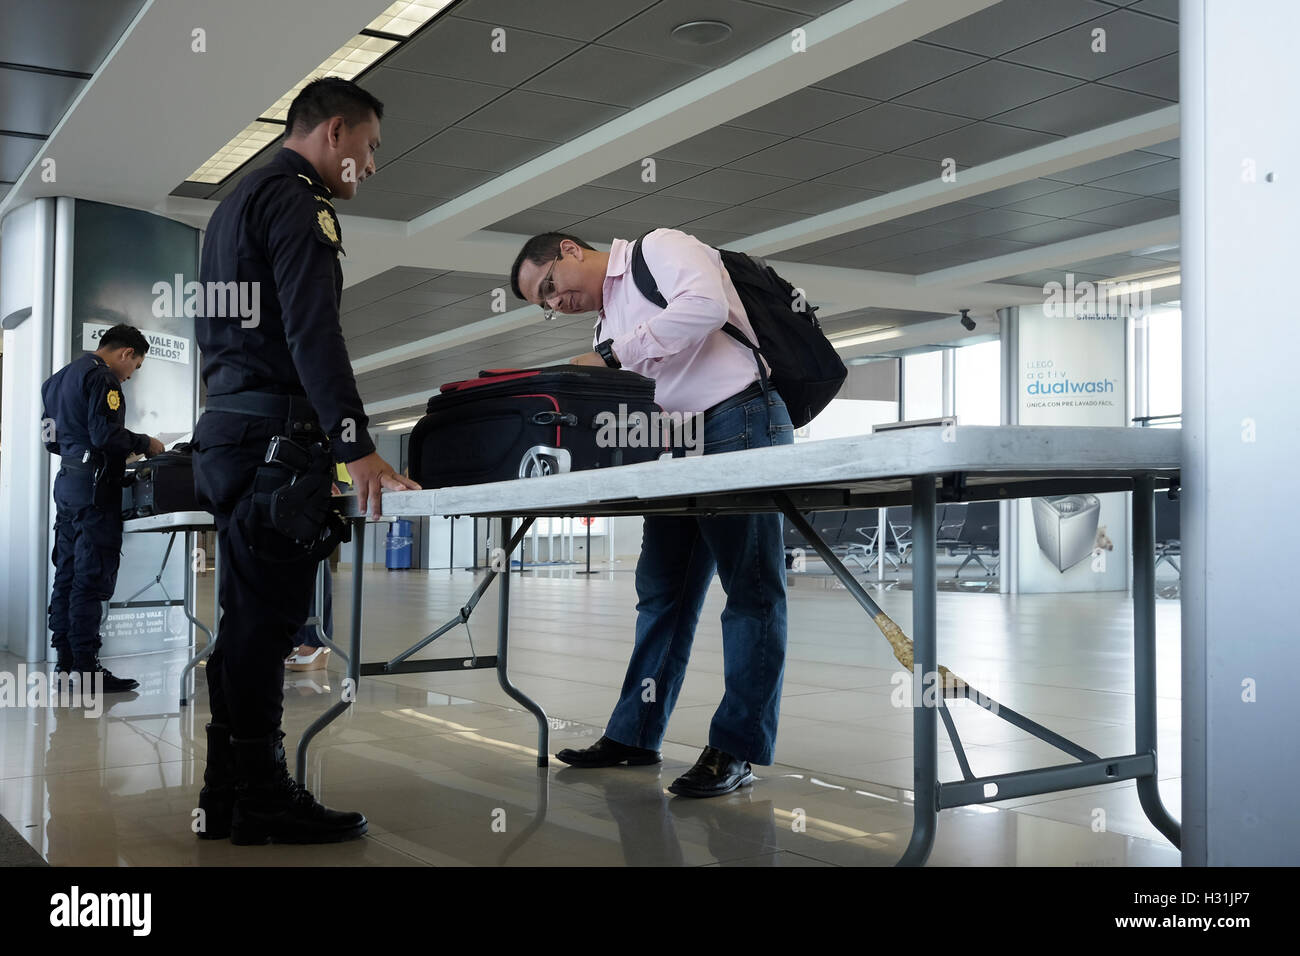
627 235 769 390
631 236 758 353
629 235 668 309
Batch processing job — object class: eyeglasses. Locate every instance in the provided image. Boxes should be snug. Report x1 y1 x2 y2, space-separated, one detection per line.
537 254 561 320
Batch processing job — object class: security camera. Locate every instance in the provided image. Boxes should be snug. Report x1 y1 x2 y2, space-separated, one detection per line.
959 308 975 331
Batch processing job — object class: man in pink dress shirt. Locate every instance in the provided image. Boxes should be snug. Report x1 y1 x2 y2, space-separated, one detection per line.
510 228 795 797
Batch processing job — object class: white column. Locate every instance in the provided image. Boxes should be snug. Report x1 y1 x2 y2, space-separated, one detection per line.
1181 0 1300 864
998 306 1018 595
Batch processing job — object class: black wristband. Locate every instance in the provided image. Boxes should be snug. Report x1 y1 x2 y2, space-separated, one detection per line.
596 339 621 369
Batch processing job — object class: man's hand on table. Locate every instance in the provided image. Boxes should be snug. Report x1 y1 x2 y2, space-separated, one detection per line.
346 452 421 519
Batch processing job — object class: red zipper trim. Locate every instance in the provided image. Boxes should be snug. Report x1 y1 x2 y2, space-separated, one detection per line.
440 369 540 392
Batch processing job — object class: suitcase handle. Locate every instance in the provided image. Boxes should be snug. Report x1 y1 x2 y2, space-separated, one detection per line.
441 369 539 392
532 411 578 427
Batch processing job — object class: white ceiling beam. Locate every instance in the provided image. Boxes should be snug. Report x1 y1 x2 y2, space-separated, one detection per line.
833 313 1000 362
400 0 1000 244
351 306 543 376
916 216 1179 286
736 106 1180 256
771 261 1044 318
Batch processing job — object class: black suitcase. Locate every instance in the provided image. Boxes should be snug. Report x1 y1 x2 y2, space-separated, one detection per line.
121 447 199 518
409 366 667 489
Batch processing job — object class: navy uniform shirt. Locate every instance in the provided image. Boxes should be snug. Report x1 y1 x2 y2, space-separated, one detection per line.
40 353 150 472
197 147 375 462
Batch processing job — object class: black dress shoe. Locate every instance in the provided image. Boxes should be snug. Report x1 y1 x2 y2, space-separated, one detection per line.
555 735 662 768
73 658 140 693
668 746 754 798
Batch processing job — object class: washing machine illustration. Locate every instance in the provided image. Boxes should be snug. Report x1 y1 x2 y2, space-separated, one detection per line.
1032 494 1101 572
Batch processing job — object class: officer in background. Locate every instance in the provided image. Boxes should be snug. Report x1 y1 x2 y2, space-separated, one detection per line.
193 77 417 845
42 323 165 691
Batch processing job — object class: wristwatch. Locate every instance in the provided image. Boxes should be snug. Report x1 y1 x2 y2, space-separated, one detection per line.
595 338 621 369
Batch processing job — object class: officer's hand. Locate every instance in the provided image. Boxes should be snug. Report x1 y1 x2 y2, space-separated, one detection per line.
147 437 165 456
346 452 420 519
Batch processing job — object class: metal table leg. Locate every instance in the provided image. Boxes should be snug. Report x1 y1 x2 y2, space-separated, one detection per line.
180 529 220 706
310 559 349 667
898 476 938 867
1132 475 1181 848
178 530 214 706
123 530 178 604
296 519 365 783
496 516 549 766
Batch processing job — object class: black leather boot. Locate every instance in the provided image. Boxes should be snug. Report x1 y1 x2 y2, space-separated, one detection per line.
197 723 235 840
229 732 367 845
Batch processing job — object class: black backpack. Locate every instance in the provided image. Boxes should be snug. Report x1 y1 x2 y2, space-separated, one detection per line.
628 235 846 427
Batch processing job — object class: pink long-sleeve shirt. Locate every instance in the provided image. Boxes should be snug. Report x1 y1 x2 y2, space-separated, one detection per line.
596 228 763 414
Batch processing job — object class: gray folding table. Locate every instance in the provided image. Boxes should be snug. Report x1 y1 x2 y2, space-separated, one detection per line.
121 510 219 705
302 425 1182 866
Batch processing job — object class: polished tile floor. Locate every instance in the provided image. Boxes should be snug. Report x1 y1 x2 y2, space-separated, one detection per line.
0 559 1183 866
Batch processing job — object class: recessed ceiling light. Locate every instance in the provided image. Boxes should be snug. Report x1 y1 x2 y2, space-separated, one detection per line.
671 20 732 46
261 35 398 123
186 30 403 184
188 121 285 184
366 0 453 37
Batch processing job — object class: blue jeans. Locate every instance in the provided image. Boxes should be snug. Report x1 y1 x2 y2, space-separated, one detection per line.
604 384 794 765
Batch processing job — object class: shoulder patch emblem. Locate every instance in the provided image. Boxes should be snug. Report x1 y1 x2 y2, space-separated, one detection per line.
317 209 338 243
106 390 121 411
312 205 343 253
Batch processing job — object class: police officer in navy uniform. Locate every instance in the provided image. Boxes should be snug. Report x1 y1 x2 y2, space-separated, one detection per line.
42 324 165 692
192 77 417 845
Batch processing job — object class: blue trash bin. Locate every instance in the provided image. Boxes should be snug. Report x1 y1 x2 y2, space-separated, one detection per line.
386 519 413 570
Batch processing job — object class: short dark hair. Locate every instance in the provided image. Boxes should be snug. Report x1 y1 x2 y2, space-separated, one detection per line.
510 232 596 301
285 77 384 137
98 324 149 356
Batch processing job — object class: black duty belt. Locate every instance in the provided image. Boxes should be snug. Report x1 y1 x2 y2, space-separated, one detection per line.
59 458 95 473
205 391 320 430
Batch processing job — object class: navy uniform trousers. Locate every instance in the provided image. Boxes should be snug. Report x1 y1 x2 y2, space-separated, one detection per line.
193 412 324 739
48 466 123 663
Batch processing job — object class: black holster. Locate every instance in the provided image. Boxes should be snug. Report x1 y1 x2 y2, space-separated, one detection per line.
253 435 350 562
85 451 121 511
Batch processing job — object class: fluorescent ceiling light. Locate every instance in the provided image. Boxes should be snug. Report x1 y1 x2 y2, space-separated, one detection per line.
1125 273 1181 294
261 35 398 122
187 34 397 183
1105 264 1180 284
188 121 284 184
383 418 420 431
367 0 453 37
830 328 905 350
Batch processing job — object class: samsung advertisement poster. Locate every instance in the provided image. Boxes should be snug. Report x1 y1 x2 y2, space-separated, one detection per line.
1017 297 1129 594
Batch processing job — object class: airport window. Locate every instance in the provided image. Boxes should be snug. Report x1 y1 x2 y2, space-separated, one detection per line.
955 340 1001 426
1148 304 1182 423
902 350 943 420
